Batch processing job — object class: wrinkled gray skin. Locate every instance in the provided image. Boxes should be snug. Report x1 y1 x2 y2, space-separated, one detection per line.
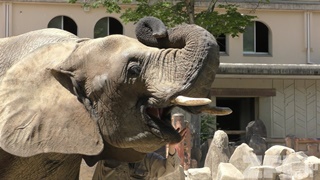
0 17 225 179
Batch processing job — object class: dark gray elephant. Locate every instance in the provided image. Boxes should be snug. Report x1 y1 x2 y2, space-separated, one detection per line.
0 17 231 179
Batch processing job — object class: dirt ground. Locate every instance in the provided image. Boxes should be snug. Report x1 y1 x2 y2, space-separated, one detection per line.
79 160 96 180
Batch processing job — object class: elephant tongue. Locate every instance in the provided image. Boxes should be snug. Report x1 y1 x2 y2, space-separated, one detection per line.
146 108 163 119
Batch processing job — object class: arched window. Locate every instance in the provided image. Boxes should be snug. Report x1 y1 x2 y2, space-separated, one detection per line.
48 16 77 35
94 17 123 38
243 21 270 54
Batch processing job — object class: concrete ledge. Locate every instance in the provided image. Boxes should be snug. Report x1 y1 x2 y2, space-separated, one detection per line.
218 63 320 75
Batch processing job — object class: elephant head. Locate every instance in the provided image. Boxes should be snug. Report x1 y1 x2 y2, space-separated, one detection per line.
0 17 230 166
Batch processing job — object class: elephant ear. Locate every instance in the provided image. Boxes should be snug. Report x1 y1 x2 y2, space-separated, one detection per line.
0 42 104 157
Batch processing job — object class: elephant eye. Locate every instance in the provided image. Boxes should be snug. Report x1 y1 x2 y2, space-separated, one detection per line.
128 64 141 77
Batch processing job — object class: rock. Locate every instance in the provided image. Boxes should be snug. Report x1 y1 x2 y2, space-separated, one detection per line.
282 151 307 165
243 166 276 180
229 143 261 173
190 159 198 168
186 167 211 180
245 119 267 144
228 142 236 156
160 165 185 180
191 147 202 162
304 156 320 179
273 154 320 180
216 163 244 180
248 134 267 156
199 139 210 168
263 145 295 167
305 155 320 166
204 130 230 179
278 174 292 180
276 161 313 180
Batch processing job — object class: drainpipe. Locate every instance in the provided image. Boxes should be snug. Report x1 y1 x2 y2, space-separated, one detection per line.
306 11 312 64
5 3 10 37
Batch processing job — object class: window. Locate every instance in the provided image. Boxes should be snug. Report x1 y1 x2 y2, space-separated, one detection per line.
48 16 77 35
217 34 226 53
243 21 269 54
94 17 123 38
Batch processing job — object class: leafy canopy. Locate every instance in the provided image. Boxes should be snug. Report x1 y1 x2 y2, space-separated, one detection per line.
69 0 268 37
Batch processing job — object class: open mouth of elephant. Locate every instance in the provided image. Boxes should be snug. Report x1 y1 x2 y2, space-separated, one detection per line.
143 105 179 142
140 95 232 144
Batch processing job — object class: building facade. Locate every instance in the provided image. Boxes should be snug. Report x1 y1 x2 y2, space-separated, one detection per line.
1 0 320 141
0 1 136 38
213 0 320 140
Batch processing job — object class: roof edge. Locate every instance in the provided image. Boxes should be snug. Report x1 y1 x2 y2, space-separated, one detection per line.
218 63 320 75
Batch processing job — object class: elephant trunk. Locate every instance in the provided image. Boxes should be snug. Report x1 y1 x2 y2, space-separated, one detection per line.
135 17 219 105
143 24 219 101
165 24 219 98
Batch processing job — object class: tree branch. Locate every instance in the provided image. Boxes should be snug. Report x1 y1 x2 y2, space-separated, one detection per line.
207 0 218 13
186 0 195 24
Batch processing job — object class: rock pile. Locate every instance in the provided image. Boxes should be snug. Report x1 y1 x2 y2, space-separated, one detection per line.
184 130 320 180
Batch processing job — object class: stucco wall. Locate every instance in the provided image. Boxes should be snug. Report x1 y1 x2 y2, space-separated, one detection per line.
1 2 136 38
2 2 320 65
221 9 314 65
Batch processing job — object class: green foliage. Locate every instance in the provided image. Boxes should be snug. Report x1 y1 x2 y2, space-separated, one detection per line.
195 4 256 37
69 0 124 13
69 0 268 37
121 0 187 28
200 114 217 144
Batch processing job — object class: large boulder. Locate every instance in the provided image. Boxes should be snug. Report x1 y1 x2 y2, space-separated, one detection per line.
304 156 320 179
204 130 230 179
229 143 261 174
199 139 210 168
160 165 185 180
282 151 308 165
263 145 295 167
276 153 320 180
191 147 202 168
243 166 277 180
216 163 244 180
276 161 313 180
185 167 211 180
248 134 267 156
245 119 267 143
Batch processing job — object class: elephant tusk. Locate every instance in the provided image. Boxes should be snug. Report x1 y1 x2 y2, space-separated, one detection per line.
201 106 232 116
171 96 212 106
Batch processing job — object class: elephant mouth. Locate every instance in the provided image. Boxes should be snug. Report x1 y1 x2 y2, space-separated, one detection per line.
142 105 180 143
141 95 232 144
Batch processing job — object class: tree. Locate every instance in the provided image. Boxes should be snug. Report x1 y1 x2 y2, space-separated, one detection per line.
200 114 217 144
69 0 268 37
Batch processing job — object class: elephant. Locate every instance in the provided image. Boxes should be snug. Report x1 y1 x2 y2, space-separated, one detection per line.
0 16 231 179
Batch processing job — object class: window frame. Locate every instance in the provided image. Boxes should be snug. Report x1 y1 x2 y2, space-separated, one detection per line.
47 15 77 35
94 17 123 38
243 21 270 56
